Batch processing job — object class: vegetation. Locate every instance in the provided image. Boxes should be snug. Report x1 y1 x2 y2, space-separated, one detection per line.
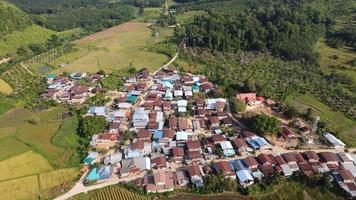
193 173 237 194
0 78 13 94
52 114 80 148
71 185 148 200
175 0 332 63
100 73 124 91
79 116 108 137
52 22 172 74
251 114 280 136
0 0 32 34
231 98 246 114
8 0 138 32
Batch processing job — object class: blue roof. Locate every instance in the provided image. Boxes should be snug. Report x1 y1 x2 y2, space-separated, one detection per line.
47 74 56 79
247 140 259 149
86 168 100 181
230 159 248 171
126 96 138 103
223 149 235 157
153 131 163 139
236 170 253 182
255 137 268 146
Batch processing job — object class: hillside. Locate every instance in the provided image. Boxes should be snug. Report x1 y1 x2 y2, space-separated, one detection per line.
0 0 32 35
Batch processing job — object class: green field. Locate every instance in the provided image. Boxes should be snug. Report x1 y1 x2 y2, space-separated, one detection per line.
51 22 173 74
0 94 16 115
52 115 80 148
0 78 12 95
0 25 55 57
314 39 356 90
0 175 40 200
286 93 356 146
134 7 162 23
176 10 207 24
0 107 79 167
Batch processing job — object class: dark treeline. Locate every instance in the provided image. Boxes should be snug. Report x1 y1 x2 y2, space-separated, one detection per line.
326 25 356 50
6 0 139 31
175 1 331 63
0 0 32 34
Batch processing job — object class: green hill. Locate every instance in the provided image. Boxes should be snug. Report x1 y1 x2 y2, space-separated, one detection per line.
0 0 32 34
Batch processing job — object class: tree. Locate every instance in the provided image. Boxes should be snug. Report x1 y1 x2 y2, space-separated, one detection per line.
233 99 246 113
251 114 280 135
284 106 299 119
79 116 108 137
121 130 133 141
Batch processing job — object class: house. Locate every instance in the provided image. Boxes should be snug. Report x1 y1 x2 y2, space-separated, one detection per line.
175 170 190 187
109 123 121 133
230 137 252 155
187 140 201 152
319 152 339 169
219 141 235 157
86 165 112 181
210 134 226 144
258 164 275 177
282 152 301 172
104 152 122 165
186 151 201 164
274 155 292 176
257 154 276 166
178 118 192 131
209 117 220 128
162 129 176 142
176 131 189 143
171 147 185 162
120 157 151 176
169 115 178 129
144 171 175 193
88 106 108 116
244 156 259 170
281 126 297 140
136 129 151 142
151 155 167 169
83 151 99 165
298 162 314 176
236 93 263 107
195 98 205 108
187 164 204 187
247 136 271 150
303 151 320 163
240 130 256 140
324 132 346 150
214 161 236 180
236 169 254 187
132 108 149 128
215 101 226 112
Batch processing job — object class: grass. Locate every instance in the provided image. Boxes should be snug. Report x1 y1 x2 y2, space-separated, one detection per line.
134 7 162 23
314 39 356 90
0 107 79 167
0 137 30 161
0 175 40 200
40 168 80 190
0 25 55 57
52 115 80 148
0 151 53 181
51 22 173 74
0 94 16 115
286 93 356 146
0 78 12 95
176 10 207 24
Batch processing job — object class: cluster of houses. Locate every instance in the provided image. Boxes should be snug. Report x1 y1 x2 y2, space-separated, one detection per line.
54 68 353 197
41 72 103 104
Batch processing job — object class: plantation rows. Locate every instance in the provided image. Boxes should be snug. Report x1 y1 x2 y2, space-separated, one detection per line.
25 44 75 66
0 65 45 100
81 186 146 200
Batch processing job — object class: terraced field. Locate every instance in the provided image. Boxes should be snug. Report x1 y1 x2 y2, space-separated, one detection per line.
71 185 147 200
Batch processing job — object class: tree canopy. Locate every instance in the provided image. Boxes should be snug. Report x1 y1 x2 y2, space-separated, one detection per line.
79 116 108 137
251 114 280 135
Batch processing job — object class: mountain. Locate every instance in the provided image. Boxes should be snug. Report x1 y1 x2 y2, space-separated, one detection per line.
0 0 32 35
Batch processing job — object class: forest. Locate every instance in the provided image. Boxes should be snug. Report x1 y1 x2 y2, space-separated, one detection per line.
0 1 32 34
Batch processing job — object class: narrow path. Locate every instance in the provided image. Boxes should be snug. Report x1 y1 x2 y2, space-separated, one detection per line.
19 62 35 75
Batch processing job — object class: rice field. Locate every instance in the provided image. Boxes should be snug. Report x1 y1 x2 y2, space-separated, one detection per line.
40 168 80 190
51 22 173 74
0 175 40 200
0 78 13 95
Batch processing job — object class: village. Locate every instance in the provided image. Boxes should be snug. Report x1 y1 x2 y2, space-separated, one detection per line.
42 67 356 198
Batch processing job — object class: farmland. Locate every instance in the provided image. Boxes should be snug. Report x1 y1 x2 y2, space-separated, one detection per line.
0 151 80 200
315 39 356 90
0 107 79 167
0 78 12 95
71 185 147 200
0 106 81 200
286 93 356 146
0 25 55 57
51 22 173 74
